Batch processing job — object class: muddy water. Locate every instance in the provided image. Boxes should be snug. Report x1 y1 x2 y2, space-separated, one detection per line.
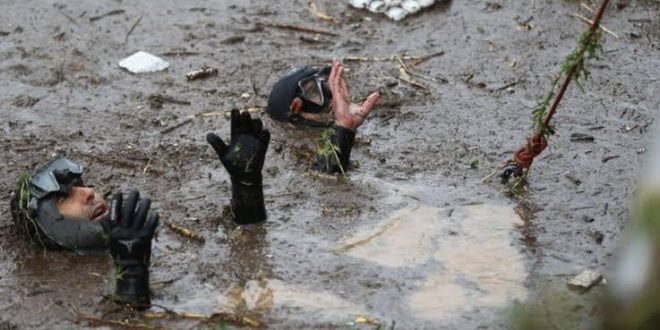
1 0 659 328
338 203 527 320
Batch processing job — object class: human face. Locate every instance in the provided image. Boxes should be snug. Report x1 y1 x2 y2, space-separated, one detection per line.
56 187 109 221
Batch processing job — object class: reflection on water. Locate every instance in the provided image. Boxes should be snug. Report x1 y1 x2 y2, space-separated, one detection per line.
217 279 362 319
336 203 528 319
335 205 439 268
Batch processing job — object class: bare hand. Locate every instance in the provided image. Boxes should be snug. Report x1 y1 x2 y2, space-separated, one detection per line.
329 59 379 130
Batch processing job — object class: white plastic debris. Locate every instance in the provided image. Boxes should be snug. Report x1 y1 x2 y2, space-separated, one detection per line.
417 0 436 7
384 0 402 6
349 0 371 9
368 0 387 13
386 7 408 21
401 0 421 13
348 0 438 21
568 270 603 290
119 51 170 74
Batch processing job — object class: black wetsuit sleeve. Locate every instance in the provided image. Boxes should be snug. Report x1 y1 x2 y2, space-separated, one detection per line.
230 175 266 225
314 124 356 174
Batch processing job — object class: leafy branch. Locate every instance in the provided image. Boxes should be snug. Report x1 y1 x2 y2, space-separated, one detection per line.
531 26 603 139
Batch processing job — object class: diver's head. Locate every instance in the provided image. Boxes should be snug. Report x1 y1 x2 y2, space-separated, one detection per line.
10 156 107 252
267 66 333 126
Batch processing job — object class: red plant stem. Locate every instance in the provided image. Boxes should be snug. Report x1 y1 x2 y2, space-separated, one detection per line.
541 0 609 129
510 0 610 177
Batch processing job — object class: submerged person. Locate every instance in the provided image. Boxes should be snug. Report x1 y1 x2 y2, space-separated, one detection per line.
206 109 271 224
10 156 159 309
266 59 380 174
7 108 270 309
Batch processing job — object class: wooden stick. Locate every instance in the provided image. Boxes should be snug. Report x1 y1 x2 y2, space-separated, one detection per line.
308 2 337 23
580 2 597 14
124 16 143 44
160 117 193 135
258 22 338 36
343 52 444 63
165 222 205 243
572 13 619 38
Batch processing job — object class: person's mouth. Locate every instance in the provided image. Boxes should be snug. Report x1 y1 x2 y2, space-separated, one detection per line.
91 203 109 221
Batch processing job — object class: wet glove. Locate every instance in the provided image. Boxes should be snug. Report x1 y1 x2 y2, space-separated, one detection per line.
101 190 159 310
207 109 270 224
314 124 356 174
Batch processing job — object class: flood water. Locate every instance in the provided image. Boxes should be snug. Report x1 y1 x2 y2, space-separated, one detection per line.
1 0 658 328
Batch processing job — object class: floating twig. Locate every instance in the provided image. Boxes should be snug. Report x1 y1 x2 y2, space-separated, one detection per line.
149 94 191 110
602 155 620 163
581 2 597 14
142 157 152 174
165 222 205 242
57 8 79 26
143 311 260 327
258 22 338 36
397 62 428 90
160 50 201 57
186 66 218 81
490 80 523 92
160 117 194 135
572 13 619 38
124 16 143 44
71 306 160 330
344 51 444 64
89 9 126 22
397 57 445 84
308 2 337 23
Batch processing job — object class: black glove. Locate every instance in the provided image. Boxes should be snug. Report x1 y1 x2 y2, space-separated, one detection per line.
314 124 356 174
207 109 270 225
101 191 159 310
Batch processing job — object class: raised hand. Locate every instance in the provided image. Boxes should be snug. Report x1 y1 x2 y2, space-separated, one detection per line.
101 190 159 310
207 109 270 183
329 59 380 130
207 110 270 224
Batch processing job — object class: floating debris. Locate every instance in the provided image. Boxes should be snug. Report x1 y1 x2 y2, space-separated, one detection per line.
186 65 218 81
570 132 595 142
165 222 205 242
11 95 40 108
119 51 170 73
89 9 125 22
349 0 439 21
568 270 603 290
309 2 337 23
148 94 191 110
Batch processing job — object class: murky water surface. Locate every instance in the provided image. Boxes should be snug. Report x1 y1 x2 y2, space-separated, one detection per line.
0 0 658 328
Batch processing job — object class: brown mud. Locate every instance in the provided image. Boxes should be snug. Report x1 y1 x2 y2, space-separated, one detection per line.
1 0 659 329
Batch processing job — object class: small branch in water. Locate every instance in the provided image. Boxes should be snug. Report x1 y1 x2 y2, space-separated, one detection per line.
572 13 619 38
257 21 338 36
89 9 126 22
70 305 159 330
124 16 143 44
160 117 193 135
144 308 261 328
343 51 444 64
165 222 205 242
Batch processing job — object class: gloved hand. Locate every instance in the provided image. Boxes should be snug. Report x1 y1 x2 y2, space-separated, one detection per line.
207 109 270 224
101 190 159 310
